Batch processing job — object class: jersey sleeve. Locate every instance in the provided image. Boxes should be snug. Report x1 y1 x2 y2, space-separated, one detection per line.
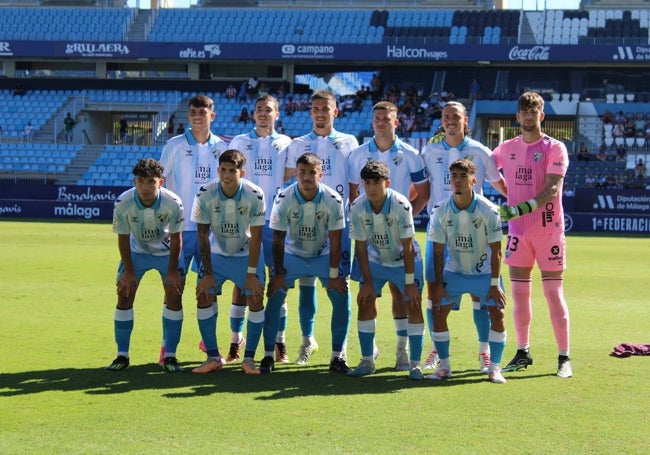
328 194 345 231
348 203 368 241
269 192 289 231
397 198 415 240
408 152 429 185
249 188 266 227
190 186 211 225
547 140 569 177
429 203 447 244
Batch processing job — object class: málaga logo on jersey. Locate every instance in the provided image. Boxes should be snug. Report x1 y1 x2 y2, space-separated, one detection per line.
515 165 532 183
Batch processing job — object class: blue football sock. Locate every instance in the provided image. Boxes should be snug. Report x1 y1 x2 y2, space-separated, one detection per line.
358 319 376 359
408 322 425 364
298 284 317 338
229 303 246 342
264 289 286 352
243 309 265 358
327 288 351 352
162 307 183 357
473 307 491 343
426 299 434 341
197 304 219 358
433 330 451 360
488 330 507 365
114 308 134 356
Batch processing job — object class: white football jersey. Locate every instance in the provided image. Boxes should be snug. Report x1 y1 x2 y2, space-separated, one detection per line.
112 187 184 256
190 178 265 256
270 183 345 258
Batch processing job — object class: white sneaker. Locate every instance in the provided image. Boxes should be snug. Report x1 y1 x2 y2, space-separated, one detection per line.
347 359 376 377
557 358 573 378
425 365 452 380
295 342 319 366
488 366 506 384
394 347 410 371
423 349 439 370
479 351 491 373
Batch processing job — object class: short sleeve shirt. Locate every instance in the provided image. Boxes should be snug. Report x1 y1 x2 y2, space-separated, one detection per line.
190 178 266 256
428 192 503 275
269 183 345 258
159 129 229 231
349 188 416 267
492 135 568 236
112 187 185 256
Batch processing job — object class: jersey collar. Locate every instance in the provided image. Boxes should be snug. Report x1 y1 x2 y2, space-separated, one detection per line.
364 188 392 215
369 137 402 154
308 129 338 140
185 128 219 146
294 183 323 204
442 136 469 151
450 191 478 214
217 181 244 201
134 189 162 210
250 129 280 140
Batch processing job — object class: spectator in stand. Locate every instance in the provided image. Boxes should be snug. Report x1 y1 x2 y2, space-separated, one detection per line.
167 113 175 139
63 112 76 144
645 123 650 140
276 83 287 100
616 142 627 161
604 172 617 188
225 84 237 99
176 123 185 135
119 115 128 143
595 144 608 162
636 158 647 178
624 171 637 189
595 173 606 188
237 107 251 124
284 96 296 116
634 113 645 136
584 173 596 187
614 110 625 125
258 82 270 97
576 143 591 161
247 76 259 100
623 118 636 138
23 122 34 142
13 82 26 97
601 109 613 125
238 80 248 103
612 122 625 138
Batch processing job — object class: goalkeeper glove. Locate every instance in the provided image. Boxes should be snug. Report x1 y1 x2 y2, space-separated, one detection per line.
499 199 537 221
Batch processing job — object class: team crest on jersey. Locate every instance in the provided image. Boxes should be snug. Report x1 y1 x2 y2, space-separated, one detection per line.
386 216 393 228
392 154 403 166
238 205 248 216
463 154 473 161
472 218 482 229
315 210 324 220
157 214 168 224
534 152 543 162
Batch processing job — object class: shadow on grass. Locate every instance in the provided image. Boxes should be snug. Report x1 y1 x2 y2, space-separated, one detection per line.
0 362 553 400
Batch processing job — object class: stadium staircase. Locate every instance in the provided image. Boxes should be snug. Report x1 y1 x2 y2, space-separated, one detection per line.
125 9 153 42
57 144 105 185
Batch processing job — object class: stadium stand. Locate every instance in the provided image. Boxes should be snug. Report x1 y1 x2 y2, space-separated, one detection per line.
0 3 650 193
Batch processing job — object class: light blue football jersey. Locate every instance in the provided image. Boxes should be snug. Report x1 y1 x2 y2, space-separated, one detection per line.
421 136 501 214
285 129 358 202
159 129 228 231
269 182 345 258
112 187 184 256
228 129 291 218
428 192 503 275
190 178 265 257
348 137 428 197
349 188 419 267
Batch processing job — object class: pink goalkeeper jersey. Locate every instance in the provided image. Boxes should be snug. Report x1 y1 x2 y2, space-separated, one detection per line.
492 134 568 236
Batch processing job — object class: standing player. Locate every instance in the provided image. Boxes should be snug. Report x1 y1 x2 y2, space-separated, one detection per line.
493 91 572 378
281 90 358 365
420 101 506 372
190 150 267 374
265 153 351 374
427 159 507 384
347 161 425 380
158 95 228 364
105 158 186 373
348 101 430 371
226 95 292 364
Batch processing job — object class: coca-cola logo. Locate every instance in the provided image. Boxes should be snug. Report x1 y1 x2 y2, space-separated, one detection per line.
508 46 550 61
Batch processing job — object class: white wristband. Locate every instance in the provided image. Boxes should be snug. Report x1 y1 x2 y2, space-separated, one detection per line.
527 198 538 211
247 266 256 274
405 273 415 285
329 267 339 279
491 277 499 287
